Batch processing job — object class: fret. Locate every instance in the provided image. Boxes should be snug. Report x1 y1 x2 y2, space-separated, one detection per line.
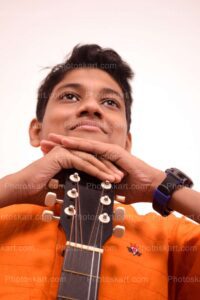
66 241 103 254
57 245 102 300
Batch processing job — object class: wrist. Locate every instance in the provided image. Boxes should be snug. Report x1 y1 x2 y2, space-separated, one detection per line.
0 173 21 207
149 170 166 202
152 168 193 216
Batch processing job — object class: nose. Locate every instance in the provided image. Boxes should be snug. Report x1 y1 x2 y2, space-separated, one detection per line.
76 96 103 119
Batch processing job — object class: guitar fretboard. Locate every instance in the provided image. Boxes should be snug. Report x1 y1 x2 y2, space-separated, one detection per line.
57 243 103 300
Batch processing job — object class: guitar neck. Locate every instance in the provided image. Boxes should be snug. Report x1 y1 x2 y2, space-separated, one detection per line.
57 242 103 300
55 169 115 300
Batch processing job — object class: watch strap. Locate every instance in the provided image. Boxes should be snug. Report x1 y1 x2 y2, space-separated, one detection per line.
153 168 193 217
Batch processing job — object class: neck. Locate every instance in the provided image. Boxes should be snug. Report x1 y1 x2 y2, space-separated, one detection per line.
57 242 103 300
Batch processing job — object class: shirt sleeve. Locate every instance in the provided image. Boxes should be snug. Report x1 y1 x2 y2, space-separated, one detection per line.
168 215 200 300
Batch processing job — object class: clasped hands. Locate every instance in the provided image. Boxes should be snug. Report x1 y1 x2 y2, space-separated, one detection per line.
41 133 165 204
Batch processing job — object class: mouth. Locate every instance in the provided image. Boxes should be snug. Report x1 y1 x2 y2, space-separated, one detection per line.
70 120 107 133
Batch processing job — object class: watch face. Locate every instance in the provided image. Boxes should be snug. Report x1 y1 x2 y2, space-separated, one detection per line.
166 168 193 188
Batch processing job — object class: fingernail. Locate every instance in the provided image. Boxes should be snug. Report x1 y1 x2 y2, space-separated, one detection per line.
116 170 124 176
107 175 115 182
113 175 122 183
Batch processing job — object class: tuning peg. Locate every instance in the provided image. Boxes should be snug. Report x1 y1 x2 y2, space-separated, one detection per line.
69 172 80 183
113 225 125 238
44 192 63 207
100 195 111 206
67 188 79 198
113 207 125 221
48 179 59 189
42 210 60 222
48 179 64 189
64 205 76 216
99 213 110 223
101 180 112 190
115 195 126 203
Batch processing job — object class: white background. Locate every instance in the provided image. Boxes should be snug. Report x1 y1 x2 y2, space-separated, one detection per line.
0 0 200 214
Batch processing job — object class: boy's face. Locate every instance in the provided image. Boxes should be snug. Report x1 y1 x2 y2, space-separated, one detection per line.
30 68 131 151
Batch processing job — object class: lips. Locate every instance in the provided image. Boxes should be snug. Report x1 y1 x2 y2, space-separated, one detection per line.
70 120 107 133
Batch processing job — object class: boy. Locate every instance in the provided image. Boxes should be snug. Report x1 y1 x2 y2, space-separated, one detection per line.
0 44 199 299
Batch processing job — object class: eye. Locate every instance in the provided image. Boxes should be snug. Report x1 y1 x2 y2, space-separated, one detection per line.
59 92 79 102
102 98 119 108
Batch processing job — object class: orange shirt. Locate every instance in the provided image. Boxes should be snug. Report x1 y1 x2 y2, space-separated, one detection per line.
0 203 199 299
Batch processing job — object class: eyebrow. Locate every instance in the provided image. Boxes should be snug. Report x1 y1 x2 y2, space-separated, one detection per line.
56 83 124 101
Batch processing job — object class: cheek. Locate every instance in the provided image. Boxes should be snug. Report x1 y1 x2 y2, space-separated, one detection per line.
109 127 127 147
40 106 68 137
112 115 127 134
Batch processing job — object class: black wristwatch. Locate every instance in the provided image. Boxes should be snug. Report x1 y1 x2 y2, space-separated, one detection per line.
153 168 193 216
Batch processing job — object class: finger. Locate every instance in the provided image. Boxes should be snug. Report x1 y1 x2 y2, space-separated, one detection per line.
49 135 132 174
42 138 122 181
41 141 121 182
71 150 122 182
48 133 64 144
49 134 108 156
40 140 59 153
62 137 118 161
52 147 116 183
58 136 136 172
49 134 122 164
99 158 125 178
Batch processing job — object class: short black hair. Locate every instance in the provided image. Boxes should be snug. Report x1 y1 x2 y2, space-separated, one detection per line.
36 44 134 131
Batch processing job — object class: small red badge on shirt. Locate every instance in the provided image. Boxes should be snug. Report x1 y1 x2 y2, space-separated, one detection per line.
127 243 142 256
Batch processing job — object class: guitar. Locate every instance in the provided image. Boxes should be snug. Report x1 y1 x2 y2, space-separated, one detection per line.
42 169 125 300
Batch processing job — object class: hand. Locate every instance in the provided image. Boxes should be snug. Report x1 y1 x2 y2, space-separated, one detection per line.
41 133 166 204
0 144 124 208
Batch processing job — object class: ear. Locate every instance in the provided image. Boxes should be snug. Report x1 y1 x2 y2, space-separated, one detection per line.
125 132 132 152
29 118 42 147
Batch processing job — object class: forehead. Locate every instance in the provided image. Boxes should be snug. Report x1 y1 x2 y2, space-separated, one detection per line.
53 68 124 96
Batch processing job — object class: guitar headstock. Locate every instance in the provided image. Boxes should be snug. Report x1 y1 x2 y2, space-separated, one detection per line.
62 169 115 248
43 169 125 248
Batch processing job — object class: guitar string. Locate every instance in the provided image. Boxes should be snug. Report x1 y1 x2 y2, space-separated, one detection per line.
68 181 82 292
76 180 84 295
87 190 105 300
62 210 75 295
66 180 83 298
62 177 87 298
90 185 113 300
94 224 103 300
77 182 83 244
60 179 78 297
86 250 95 300
71 181 104 299
87 189 104 245
87 218 103 300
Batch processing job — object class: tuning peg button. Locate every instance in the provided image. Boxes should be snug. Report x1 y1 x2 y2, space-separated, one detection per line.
115 195 126 203
42 210 60 222
113 225 125 238
48 179 59 189
48 179 64 189
45 192 56 206
114 207 125 221
45 192 63 207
